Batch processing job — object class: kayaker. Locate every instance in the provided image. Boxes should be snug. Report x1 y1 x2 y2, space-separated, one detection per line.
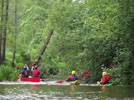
21 66 28 78
100 72 111 84
65 71 78 82
32 66 40 78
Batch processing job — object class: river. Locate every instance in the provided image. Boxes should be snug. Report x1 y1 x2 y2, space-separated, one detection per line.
0 81 134 100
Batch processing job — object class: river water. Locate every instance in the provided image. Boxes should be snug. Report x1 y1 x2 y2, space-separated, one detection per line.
0 81 134 100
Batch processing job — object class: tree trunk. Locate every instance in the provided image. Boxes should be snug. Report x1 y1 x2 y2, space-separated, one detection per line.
33 29 54 65
0 0 4 64
12 0 17 67
2 0 9 61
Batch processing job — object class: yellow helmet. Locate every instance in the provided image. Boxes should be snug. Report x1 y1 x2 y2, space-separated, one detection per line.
102 72 107 76
72 71 76 75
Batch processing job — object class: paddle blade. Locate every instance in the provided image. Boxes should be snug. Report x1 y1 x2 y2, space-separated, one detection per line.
56 81 63 84
80 72 89 76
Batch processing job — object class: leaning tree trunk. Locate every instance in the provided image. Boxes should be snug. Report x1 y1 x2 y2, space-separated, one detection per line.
0 0 4 64
32 29 54 66
12 0 17 67
2 0 9 61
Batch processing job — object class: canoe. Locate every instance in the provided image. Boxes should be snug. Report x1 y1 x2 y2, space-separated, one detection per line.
68 80 79 85
20 77 40 82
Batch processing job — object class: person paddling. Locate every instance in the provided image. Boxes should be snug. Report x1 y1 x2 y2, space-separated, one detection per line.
100 72 111 84
21 66 28 78
65 71 78 82
31 66 40 78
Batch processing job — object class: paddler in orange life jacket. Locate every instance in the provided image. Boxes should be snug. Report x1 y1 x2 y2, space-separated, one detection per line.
65 71 78 82
32 66 40 78
100 72 111 84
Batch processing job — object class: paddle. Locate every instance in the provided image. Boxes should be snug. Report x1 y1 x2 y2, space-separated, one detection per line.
80 72 89 76
56 81 63 84
56 72 89 84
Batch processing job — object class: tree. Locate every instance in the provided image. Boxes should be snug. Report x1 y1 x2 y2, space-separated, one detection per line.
0 0 4 64
12 0 17 67
2 0 9 61
33 29 54 65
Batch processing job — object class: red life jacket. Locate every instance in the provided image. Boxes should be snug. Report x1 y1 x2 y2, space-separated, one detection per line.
101 75 111 84
32 70 39 77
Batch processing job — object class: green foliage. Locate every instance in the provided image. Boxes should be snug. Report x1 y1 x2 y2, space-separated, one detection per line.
1 0 134 84
0 71 3 81
41 0 134 84
0 66 18 81
9 70 18 81
3 52 13 66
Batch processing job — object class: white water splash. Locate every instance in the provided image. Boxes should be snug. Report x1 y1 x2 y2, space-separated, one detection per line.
0 79 100 86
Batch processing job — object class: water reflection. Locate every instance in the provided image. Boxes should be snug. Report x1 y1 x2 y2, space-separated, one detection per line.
101 86 111 93
0 83 134 100
101 86 134 99
32 84 39 88
66 84 78 91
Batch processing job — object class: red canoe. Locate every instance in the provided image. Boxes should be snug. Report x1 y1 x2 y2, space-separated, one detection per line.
20 77 40 82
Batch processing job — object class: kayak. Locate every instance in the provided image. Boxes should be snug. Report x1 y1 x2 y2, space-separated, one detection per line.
20 77 40 82
56 80 79 85
97 81 113 86
67 80 79 85
103 83 113 86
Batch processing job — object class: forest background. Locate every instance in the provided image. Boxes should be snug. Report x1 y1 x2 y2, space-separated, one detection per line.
0 0 134 85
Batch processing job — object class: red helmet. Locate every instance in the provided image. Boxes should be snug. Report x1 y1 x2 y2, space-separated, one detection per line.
34 66 38 69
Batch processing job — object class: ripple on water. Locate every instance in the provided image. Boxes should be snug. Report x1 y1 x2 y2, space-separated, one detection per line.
0 81 134 100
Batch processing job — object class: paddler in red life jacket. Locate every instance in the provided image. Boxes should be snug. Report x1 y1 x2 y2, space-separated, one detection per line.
32 66 40 78
100 72 111 84
65 71 78 82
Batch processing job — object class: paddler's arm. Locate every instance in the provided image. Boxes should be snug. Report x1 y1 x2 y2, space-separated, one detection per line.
31 66 34 71
25 64 29 70
75 76 78 80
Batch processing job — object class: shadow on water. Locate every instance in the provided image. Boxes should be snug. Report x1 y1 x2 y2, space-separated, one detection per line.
100 86 134 99
0 82 134 100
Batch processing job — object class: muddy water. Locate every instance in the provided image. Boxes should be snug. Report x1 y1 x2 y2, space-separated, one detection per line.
0 81 134 100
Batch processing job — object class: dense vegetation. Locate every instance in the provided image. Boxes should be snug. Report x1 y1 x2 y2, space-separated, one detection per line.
0 0 134 84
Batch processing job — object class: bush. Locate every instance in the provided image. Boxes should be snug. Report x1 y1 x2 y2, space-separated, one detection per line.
0 66 18 81
9 70 18 81
0 71 3 81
